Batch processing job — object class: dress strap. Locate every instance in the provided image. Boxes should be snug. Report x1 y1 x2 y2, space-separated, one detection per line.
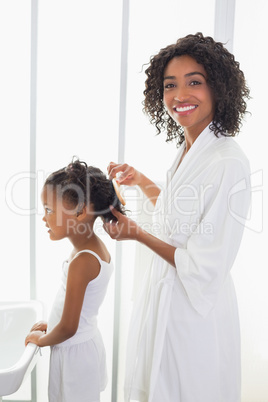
73 249 102 265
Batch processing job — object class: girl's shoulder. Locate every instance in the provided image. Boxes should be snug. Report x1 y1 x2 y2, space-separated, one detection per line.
66 251 101 283
73 249 111 265
69 249 113 285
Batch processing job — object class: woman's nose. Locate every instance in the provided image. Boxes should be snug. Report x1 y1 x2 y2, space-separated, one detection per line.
174 88 188 102
174 94 187 102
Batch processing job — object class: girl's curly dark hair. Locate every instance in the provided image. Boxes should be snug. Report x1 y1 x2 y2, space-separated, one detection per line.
44 158 125 222
143 32 250 145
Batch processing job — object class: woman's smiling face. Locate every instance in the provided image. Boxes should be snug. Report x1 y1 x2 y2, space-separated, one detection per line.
163 55 215 137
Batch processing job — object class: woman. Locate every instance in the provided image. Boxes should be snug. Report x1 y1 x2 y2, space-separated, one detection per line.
104 33 251 402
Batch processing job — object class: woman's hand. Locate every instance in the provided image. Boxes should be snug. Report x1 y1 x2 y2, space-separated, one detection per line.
103 206 140 241
107 162 142 186
104 207 176 267
107 161 161 206
30 320 47 333
25 330 45 347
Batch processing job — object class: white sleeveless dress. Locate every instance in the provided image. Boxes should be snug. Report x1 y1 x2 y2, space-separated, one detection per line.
47 250 113 402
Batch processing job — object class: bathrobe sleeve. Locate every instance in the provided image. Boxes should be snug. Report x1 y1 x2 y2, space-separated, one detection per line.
174 156 251 317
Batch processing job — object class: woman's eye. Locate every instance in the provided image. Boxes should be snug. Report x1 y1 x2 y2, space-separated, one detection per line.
164 83 175 89
190 80 201 86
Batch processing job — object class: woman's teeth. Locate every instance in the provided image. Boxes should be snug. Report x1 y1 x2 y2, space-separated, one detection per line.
175 105 197 112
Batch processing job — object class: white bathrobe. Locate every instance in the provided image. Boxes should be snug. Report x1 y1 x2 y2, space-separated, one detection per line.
124 125 251 402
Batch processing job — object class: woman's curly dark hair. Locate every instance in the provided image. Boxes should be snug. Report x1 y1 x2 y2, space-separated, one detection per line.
143 32 250 145
44 158 125 222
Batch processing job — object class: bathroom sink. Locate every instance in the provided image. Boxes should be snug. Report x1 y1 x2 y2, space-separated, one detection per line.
0 300 44 397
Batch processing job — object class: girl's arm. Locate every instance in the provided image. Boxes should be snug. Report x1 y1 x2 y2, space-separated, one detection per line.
108 162 161 206
103 207 176 267
25 254 100 347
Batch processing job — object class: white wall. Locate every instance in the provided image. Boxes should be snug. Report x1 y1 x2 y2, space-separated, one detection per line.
232 1 268 400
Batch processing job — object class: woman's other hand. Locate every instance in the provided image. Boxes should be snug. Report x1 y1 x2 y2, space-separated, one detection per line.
103 206 140 241
103 206 176 267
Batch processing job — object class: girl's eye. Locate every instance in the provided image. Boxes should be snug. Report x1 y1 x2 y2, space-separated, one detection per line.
45 207 53 214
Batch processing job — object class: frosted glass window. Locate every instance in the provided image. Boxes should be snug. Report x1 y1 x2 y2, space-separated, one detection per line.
125 0 215 182
0 0 31 300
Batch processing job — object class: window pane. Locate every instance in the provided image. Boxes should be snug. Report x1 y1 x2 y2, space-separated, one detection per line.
0 0 31 300
125 0 215 182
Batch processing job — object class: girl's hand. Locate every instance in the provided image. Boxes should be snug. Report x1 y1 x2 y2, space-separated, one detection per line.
25 330 45 347
107 162 142 187
103 206 140 241
30 320 47 333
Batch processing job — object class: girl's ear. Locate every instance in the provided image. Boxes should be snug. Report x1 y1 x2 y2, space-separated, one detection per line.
76 203 95 221
76 204 87 220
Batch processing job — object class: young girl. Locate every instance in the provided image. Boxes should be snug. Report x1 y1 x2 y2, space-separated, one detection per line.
25 159 125 402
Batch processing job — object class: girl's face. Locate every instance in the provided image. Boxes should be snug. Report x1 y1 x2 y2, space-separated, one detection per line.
41 185 77 241
163 55 215 137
